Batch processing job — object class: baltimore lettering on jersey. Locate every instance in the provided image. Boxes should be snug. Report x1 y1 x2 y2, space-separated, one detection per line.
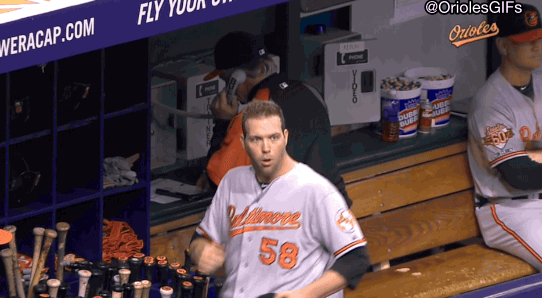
228 206 302 238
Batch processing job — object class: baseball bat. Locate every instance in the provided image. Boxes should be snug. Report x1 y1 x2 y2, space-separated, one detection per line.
195 271 210 298
78 269 92 298
57 283 69 298
28 229 57 298
87 269 103 298
157 260 168 287
1 249 17 298
31 228 45 284
47 279 61 298
159 286 173 298
180 281 194 298
127 258 142 284
183 249 192 272
141 280 151 298
111 286 123 298
117 257 129 270
4 225 26 298
55 222 70 283
118 269 130 286
122 284 134 298
192 275 205 298
105 266 118 293
175 268 190 298
143 257 155 283
132 282 142 298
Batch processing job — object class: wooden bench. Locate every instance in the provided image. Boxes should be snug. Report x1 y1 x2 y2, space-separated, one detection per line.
343 142 537 298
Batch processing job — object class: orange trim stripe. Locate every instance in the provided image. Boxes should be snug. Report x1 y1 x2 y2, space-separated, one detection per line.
334 239 367 257
196 227 214 241
230 226 301 238
490 151 527 167
491 205 542 264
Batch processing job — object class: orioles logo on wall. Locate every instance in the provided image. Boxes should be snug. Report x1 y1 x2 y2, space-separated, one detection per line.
525 11 539 27
335 209 357 233
483 124 514 149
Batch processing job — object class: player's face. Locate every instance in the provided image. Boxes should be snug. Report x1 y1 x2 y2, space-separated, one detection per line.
242 115 288 182
506 37 542 70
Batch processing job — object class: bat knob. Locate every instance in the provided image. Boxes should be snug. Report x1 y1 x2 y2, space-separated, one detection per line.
56 222 70 232
33 227 45 236
3 225 16 233
47 279 61 286
160 286 173 298
45 229 58 239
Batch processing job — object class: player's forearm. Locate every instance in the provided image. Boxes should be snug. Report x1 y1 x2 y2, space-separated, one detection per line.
300 270 347 298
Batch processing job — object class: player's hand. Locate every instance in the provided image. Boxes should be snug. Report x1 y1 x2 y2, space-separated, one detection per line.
211 90 239 120
525 140 542 163
197 240 226 275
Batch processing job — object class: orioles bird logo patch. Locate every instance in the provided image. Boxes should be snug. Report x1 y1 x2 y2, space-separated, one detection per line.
483 124 514 149
525 11 539 27
335 209 357 233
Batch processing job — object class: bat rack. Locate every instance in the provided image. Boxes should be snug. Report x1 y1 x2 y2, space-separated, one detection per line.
0 38 151 297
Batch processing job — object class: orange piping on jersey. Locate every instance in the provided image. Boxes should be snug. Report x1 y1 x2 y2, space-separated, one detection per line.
489 151 528 167
230 225 302 238
206 88 271 187
491 205 542 264
196 226 218 244
333 239 367 257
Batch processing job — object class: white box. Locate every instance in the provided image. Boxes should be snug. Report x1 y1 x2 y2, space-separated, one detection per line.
323 39 381 126
151 77 177 169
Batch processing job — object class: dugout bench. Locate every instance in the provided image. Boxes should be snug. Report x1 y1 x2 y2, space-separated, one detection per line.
343 141 537 298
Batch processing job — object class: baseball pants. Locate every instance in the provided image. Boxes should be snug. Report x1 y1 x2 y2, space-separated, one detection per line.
476 199 542 271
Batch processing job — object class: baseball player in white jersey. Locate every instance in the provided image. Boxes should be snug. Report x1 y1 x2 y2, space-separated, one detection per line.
189 100 370 298
468 2 542 271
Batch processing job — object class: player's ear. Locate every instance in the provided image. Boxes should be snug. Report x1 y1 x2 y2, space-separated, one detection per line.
240 134 246 152
496 37 508 56
283 129 289 146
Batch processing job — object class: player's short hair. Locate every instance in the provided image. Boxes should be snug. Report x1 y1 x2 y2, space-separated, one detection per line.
241 100 286 137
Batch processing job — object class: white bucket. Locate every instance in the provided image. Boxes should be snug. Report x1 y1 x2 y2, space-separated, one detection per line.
404 67 455 127
381 77 422 138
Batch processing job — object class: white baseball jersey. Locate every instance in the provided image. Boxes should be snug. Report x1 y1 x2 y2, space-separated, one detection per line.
468 68 542 199
196 162 366 298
